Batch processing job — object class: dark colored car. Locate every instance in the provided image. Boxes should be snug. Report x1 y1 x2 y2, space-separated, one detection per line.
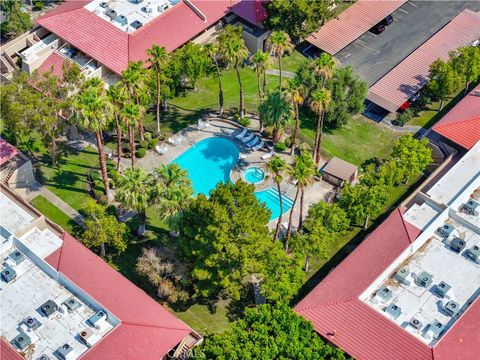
370 22 385 34
383 15 394 26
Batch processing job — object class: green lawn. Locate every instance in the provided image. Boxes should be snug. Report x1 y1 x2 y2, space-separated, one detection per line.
30 195 77 234
271 50 307 72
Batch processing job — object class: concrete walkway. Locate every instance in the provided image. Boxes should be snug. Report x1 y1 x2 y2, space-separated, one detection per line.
266 69 296 79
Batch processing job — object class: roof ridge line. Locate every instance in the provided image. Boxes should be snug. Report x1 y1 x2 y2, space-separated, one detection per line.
296 298 357 312
121 320 191 332
434 115 480 129
398 207 415 244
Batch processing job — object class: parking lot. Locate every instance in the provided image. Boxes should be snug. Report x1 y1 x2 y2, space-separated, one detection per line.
335 1 480 86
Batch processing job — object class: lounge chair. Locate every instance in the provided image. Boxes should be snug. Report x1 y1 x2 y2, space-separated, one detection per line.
235 128 248 139
167 137 176 145
197 119 206 129
251 140 264 151
155 144 169 155
242 133 255 144
261 150 275 160
246 136 259 148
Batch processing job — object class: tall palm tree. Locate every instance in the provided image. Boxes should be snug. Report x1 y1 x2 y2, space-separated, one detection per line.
258 89 292 143
310 88 331 166
121 102 141 167
73 80 112 201
121 61 147 140
204 42 224 117
107 84 126 170
252 50 271 132
266 156 288 241
218 25 249 118
268 30 293 88
146 44 168 135
313 53 336 87
287 77 304 156
116 167 153 236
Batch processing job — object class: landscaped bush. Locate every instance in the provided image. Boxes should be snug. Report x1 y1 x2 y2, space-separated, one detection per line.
105 204 117 217
136 147 147 158
144 132 152 142
237 117 251 127
108 168 120 183
274 142 287 152
149 138 159 149
393 108 414 127
139 140 149 149
109 179 116 189
284 136 293 148
122 144 131 157
34 2 45 10
262 128 273 138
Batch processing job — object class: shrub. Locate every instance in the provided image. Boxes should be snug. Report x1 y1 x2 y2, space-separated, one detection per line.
98 195 108 206
105 204 117 217
144 132 152 142
136 147 147 158
284 136 293 148
139 140 149 149
238 117 251 127
393 108 414 127
34 2 45 10
262 128 273 138
108 168 120 183
275 142 287 152
149 138 159 149
109 179 116 189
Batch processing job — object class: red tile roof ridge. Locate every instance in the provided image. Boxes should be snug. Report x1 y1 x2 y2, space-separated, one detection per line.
130 1 185 38
433 115 480 129
295 298 357 312
398 206 417 244
37 0 88 20
121 320 194 332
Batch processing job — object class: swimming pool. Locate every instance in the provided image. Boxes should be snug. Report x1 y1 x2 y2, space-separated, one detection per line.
243 167 265 184
171 137 293 220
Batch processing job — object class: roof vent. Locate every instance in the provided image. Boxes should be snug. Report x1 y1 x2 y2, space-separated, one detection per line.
117 14 128 26
427 320 444 339
142 4 153 13
1 266 17 283
158 1 169 12
434 281 451 298
99 1 109 8
393 267 410 285
24 316 42 331
471 40 480 47
466 245 480 262
383 303 402 320
437 224 454 238
409 317 423 330
40 300 58 317
12 332 31 350
462 199 479 215
450 237 466 253
8 250 25 266
376 286 393 302
415 271 433 288
444 300 460 317
78 327 101 347
56 343 74 360
130 20 143 30
62 297 82 312
36 355 50 360
106 8 117 21
473 89 480 97
88 310 108 330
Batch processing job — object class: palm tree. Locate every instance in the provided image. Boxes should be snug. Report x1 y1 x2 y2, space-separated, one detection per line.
73 80 112 201
146 44 168 135
218 25 249 118
266 156 288 241
268 30 293 88
287 77 304 156
310 88 331 166
121 102 141 167
252 50 271 132
204 42 224 117
120 61 147 140
258 89 292 143
107 84 126 170
116 167 153 236
313 53 336 87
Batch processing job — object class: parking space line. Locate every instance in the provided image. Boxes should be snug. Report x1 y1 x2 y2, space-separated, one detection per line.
408 2 418 7
399 8 408 14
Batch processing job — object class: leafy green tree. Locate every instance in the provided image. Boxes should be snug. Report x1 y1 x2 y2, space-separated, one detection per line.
218 25 249 118
293 202 349 271
106 84 126 170
81 199 128 258
203 303 346 360
268 30 293 88
146 44 168 134
252 50 271 131
179 42 211 91
449 46 480 93
287 77 304 155
258 89 292 143
116 167 155 236
2 0 32 38
428 58 462 110
265 0 334 44
266 156 288 241
391 134 432 183
73 79 112 201
204 42 225 116
310 88 331 166
121 102 141 167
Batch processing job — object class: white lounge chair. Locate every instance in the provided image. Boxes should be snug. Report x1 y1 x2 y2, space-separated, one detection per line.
246 136 259 148
155 144 169 155
235 128 248 139
167 137 176 145
251 140 264 151
242 133 255 144
197 119 206 129
261 150 275 160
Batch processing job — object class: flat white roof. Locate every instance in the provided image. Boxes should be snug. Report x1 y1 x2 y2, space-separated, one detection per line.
0 192 34 235
403 202 440 231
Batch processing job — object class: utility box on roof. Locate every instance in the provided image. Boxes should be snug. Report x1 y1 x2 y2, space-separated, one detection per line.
376 286 393 302
56 344 75 360
450 237 466 253
437 224 455 238
40 300 58 317
1 266 16 283
383 303 402 319
462 199 479 215
434 281 451 298
444 300 460 317
427 320 444 339
8 250 25 266
12 332 31 350
88 310 108 330
415 271 433 288
466 245 480 262
393 267 410 285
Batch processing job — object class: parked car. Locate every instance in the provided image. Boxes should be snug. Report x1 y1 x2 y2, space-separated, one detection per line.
369 22 385 34
383 15 394 26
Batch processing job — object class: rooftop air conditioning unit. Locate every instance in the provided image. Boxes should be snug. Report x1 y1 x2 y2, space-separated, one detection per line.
40 300 58 317
409 317 423 330
99 1 109 8
474 90 480 97
393 267 410 285
415 271 433 288
1 266 17 283
88 310 108 330
63 297 82 312
106 8 117 21
117 15 128 26
427 320 444 339
142 4 153 13
444 300 460 317
130 20 143 30
376 286 393 302
466 245 480 263
462 199 479 215
158 1 169 12
471 39 479 47
37 355 50 360
56 344 75 360
23 316 42 331
434 281 451 298
12 332 31 351
78 327 102 347
383 303 402 320
450 237 466 253
8 250 25 266
438 224 454 238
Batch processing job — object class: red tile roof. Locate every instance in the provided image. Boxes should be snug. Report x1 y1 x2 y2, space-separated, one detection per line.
231 0 268 26
44 232 192 360
0 340 22 360
37 0 258 75
306 0 407 55
37 51 67 78
368 9 480 113
0 138 19 166
295 207 480 360
432 85 480 150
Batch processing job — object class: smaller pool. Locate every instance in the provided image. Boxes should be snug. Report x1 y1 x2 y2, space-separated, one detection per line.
255 187 294 220
244 167 265 184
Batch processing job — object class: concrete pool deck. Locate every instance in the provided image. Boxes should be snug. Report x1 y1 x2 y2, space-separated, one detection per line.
118 119 334 229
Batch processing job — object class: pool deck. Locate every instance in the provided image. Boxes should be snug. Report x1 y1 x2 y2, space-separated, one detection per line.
119 119 334 229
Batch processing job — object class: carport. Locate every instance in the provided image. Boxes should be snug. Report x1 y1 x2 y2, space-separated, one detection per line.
368 9 480 113
305 0 406 55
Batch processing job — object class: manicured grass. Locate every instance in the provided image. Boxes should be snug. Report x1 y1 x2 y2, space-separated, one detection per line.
30 195 76 234
271 50 307 72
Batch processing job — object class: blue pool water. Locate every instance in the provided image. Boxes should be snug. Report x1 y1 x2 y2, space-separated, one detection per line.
244 167 265 184
171 137 293 220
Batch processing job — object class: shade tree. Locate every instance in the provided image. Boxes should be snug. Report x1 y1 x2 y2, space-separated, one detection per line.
258 89 292 143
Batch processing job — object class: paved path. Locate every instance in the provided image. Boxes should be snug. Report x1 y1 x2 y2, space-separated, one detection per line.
266 69 296 79
379 119 422 133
